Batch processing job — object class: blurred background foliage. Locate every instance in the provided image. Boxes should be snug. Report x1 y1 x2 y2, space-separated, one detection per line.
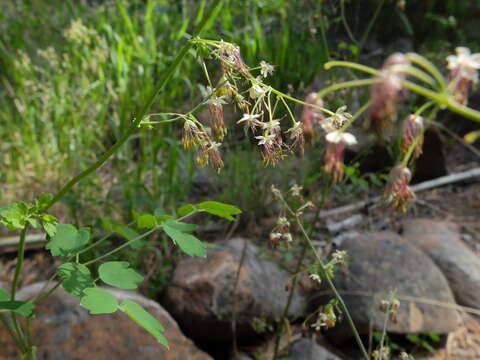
1 0 479 226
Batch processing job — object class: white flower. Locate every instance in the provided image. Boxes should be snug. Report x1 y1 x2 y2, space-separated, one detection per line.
237 112 263 130
262 120 281 133
325 131 357 145
255 133 276 146
309 273 322 284
249 83 266 99
289 183 303 197
326 105 353 129
260 60 274 78
447 47 480 83
286 121 303 139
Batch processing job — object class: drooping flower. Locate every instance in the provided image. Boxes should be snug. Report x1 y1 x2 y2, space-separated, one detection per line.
383 166 415 212
237 112 263 133
249 82 267 100
300 93 324 144
194 140 224 173
446 47 480 105
206 89 228 141
323 131 357 184
401 114 424 159
326 105 353 130
286 121 305 153
255 133 283 166
370 53 410 138
181 119 202 149
217 42 250 77
260 60 274 78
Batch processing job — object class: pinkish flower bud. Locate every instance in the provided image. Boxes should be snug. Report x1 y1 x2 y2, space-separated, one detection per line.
401 114 424 159
301 93 324 144
181 120 201 150
323 131 357 184
383 166 415 212
370 53 410 138
208 102 227 141
218 43 250 77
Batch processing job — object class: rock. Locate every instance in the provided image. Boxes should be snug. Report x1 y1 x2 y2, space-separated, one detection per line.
312 232 460 343
402 219 480 310
290 338 342 360
164 238 307 344
0 282 212 360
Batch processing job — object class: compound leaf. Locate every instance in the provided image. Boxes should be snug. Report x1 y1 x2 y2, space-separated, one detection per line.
57 262 95 297
197 201 241 221
46 224 90 257
80 288 118 314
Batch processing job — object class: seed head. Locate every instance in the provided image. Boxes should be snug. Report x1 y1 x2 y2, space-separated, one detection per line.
383 166 415 212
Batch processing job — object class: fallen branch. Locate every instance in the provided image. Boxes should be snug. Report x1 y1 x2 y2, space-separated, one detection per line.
316 167 480 218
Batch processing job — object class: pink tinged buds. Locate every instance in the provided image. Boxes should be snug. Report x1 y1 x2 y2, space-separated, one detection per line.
383 166 415 212
255 133 283 166
301 93 324 144
446 47 480 105
286 121 305 153
206 92 227 141
323 131 357 184
370 53 410 138
195 141 224 173
237 112 263 133
401 114 424 159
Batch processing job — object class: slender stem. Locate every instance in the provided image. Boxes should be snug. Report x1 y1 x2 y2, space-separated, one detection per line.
83 227 158 266
289 208 370 360
358 0 385 51
316 79 376 99
340 100 371 133
231 238 248 357
324 61 380 76
340 0 358 45
378 310 390 360
272 241 307 360
406 53 447 91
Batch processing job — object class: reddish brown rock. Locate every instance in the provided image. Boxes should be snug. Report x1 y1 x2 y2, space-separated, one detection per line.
0 282 212 360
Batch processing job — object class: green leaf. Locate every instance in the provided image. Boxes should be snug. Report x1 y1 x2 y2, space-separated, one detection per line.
43 222 57 237
0 301 35 317
119 300 169 349
137 214 156 229
0 289 10 301
35 193 53 209
198 201 241 221
57 263 95 297
163 222 207 257
0 203 28 230
164 220 197 232
80 288 118 314
177 204 196 217
99 261 144 290
46 224 90 257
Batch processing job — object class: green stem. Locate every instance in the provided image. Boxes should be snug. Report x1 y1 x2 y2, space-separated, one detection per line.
324 61 380 76
316 79 375 99
358 0 385 52
289 208 369 360
340 100 371 133
83 227 158 266
406 53 447 91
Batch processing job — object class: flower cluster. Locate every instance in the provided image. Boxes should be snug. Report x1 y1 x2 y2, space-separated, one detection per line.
268 216 292 249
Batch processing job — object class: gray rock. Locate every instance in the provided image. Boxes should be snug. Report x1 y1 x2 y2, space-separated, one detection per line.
0 282 212 360
290 338 341 360
164 238 307 344
402 219 480 310
312 231 460 343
